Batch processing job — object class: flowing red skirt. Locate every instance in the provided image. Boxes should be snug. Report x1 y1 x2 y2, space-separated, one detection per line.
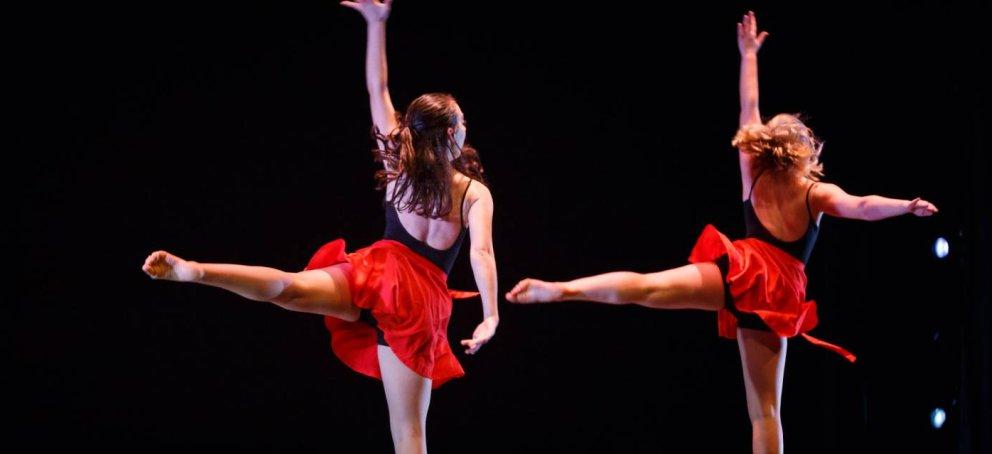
688 225 856 362
305 239 478 388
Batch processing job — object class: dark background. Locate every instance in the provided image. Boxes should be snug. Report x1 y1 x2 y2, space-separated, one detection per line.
11 0 989 452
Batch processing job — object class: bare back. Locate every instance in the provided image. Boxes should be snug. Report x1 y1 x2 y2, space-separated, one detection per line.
386 172 477 251
745 167 822 243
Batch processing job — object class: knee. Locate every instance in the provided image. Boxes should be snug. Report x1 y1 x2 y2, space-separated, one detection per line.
269 272 360 321
749 404 781 426
270 276 337 316
270 276 305 308
336 305 361 322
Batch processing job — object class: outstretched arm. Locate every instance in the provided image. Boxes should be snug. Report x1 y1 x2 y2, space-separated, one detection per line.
342 0 399 149
812 183 938 221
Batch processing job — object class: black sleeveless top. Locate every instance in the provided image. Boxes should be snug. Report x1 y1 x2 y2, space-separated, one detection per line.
743 170 820 264
383 180 472 274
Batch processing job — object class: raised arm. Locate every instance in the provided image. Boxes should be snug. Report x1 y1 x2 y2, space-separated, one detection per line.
812 183 938 221
342 0 399 146
737 11 768 128
461 183 499 355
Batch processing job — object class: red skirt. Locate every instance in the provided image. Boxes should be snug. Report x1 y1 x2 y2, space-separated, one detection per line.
688 224 856 362
305 239 478 388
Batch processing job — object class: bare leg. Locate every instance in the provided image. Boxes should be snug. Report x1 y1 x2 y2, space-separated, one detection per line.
379 346 431 454
142 250 360 321
738 327 787 454
508 263 726 312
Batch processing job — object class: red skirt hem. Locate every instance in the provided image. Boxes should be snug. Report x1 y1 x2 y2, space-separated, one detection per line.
305 239 478 388
688 225 856 362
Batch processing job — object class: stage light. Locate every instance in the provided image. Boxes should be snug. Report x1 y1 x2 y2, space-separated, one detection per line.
934 237 949 259
930 407 946 429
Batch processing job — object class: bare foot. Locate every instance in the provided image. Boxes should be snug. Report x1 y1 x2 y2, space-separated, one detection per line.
142 251 202 282
506 278 565 304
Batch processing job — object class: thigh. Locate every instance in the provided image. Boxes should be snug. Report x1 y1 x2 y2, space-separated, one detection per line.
278 263 358 320
638 263 727 311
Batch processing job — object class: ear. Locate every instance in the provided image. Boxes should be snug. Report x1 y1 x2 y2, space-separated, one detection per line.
446 126 455 137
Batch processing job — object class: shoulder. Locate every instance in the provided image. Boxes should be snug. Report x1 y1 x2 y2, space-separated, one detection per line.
810 182 844 199
454 173 491 203
466 180 492 211
468 179 491 200
461 177 493 219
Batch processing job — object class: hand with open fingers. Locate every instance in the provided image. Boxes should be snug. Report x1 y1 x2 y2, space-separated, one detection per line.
908 198 938 217
461 316 498 355
340 0 392 23
506 278 564 304
737 10 769 55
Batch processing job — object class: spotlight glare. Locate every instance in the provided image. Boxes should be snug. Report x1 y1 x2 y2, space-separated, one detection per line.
934 237 949 259
931 408 946 429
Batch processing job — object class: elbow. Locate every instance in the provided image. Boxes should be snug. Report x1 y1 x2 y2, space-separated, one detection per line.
470 247 495 261
857 196 885 221
854 202 871 221
841 197 872 221
860 211 881 222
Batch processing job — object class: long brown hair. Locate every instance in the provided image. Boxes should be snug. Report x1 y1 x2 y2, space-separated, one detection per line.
373 93 486 218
